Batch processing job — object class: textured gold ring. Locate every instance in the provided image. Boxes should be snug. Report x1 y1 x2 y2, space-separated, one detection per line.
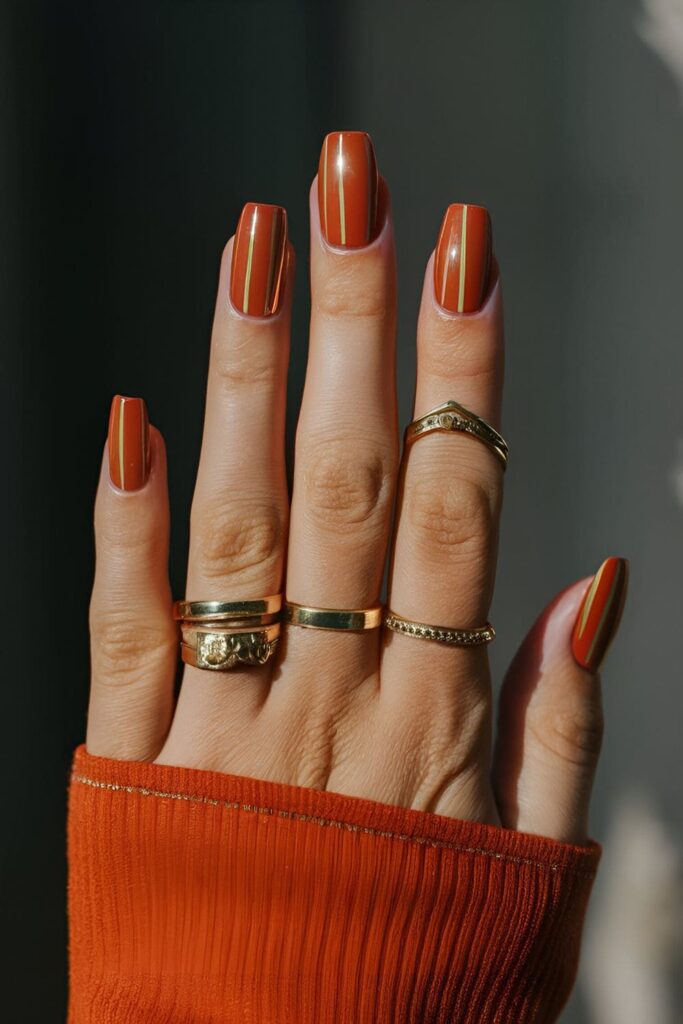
284 601 383 631
173 595 282 621
384 611 495 646
404 400 508 470
181 623 280 671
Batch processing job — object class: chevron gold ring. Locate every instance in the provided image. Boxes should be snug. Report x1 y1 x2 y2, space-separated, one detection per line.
404 400 508 470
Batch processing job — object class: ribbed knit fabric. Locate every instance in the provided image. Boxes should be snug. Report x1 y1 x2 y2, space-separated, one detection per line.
67 745 601 1023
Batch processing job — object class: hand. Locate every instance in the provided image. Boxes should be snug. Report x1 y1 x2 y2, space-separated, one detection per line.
86 131 628 846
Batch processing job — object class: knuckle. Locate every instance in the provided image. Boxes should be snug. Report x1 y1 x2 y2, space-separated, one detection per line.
314 260 388 322
90 608 175 684
211 332 280 390
407 475 495 562
421 319 500 385
302 439 392 531
95 504 160 554
190 499 284 582
527 699 604 769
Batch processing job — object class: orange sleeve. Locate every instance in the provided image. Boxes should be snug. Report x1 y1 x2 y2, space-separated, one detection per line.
67 744 600 1023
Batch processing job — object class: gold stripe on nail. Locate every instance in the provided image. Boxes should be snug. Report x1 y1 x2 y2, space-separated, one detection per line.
323 135 329 240
440 236 450 306
576 564 604 639
263 211 280 315
365 134 372 243
457 205 468 312
118 400 125 490
242 206 257 314
338 133 346 245
141 409 147 478
586 562 624 664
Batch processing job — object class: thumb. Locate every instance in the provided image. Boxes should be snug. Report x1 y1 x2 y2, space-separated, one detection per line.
493 557 629 844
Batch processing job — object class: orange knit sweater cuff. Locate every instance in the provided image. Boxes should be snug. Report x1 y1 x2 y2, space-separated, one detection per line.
67 744 601 1023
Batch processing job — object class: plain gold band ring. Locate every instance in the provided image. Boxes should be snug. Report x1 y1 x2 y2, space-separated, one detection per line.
173 595 283 621
284 601 383 631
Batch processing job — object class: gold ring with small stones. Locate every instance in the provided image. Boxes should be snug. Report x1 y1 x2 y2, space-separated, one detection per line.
384 611 495 646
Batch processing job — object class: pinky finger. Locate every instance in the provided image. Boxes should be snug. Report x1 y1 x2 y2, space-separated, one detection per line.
493 558 629 844
87 396 177 761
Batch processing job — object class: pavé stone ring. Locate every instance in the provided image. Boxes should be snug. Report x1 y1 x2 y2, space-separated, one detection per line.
384 611 495 647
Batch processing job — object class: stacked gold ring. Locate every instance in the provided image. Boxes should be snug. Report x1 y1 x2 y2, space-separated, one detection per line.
174 596 282 671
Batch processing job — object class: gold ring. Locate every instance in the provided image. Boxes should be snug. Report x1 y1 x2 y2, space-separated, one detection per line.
173 595 282 621
284 601 383 631
180 620 280 646
404 400 508 470
181 624 280 671
384 611 495 646
180 612 279 631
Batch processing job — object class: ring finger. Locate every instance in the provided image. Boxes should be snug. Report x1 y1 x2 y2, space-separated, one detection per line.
382 204 505 820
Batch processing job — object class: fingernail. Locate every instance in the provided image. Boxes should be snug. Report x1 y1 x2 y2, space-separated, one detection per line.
318 131 379 248
230 203 288 316
571 557 629 671
108 395 150 491
434 203 492 313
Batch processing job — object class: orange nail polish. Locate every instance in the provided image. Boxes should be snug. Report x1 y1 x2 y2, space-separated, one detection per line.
318 131 379 248
571 557 629 672
108 395 150 491
230 203 287 316
434 203 492 313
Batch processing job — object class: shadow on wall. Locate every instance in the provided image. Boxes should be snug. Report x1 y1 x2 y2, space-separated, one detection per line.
575 5 683 1021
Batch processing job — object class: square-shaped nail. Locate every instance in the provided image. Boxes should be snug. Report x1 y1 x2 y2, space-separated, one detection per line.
230 203 288 316
434 203 492 313
108 395 150 491
318 131 379 248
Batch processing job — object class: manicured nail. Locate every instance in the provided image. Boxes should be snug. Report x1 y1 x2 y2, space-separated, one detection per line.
230 203 287 316
318 131 379 248
108 395 150 491
434 203 492 313
571 557 629 671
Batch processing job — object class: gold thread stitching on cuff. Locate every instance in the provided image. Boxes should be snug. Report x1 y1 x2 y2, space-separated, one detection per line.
70 772 596 878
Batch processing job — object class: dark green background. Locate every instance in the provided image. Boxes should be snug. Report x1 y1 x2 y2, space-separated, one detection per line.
2 1 682 1019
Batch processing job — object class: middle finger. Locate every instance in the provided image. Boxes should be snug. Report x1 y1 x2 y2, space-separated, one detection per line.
285 132 399 681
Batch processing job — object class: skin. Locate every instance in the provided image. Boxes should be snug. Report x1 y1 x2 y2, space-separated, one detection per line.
87 172 605 846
